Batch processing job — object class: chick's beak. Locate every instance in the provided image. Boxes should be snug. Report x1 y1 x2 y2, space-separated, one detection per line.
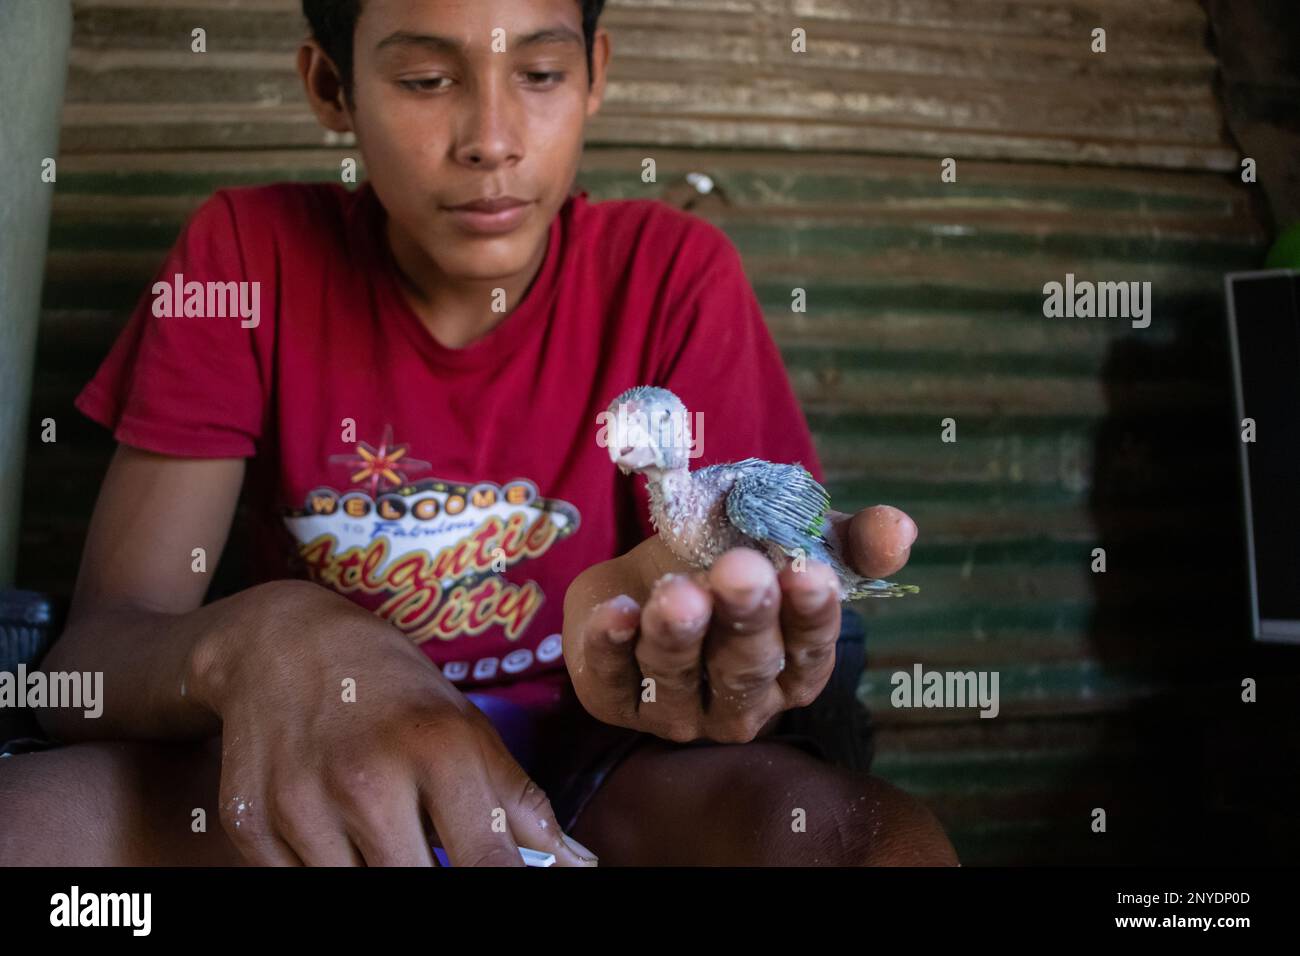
610 442 655 475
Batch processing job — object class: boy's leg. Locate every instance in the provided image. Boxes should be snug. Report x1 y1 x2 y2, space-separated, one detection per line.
1 735 957 867
0 738 245 866
568 737 959 866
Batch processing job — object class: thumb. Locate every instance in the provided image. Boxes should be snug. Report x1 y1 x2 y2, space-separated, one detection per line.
827 506 917 579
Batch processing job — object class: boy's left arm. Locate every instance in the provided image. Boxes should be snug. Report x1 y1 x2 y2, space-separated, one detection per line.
563 230 917 743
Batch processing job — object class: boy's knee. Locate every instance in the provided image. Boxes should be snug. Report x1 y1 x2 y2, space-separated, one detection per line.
718 743 957 866
0 742 135 864
0 738 229 866
825 775 959 867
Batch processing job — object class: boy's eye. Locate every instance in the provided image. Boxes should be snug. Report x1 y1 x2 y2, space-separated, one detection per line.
399 77 451 93
398 71 563 93
523 71 564 86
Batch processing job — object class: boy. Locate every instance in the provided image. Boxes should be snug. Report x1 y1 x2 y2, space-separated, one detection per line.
0 0 956 866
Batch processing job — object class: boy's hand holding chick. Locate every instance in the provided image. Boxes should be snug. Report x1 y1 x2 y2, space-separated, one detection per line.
563 505 917 744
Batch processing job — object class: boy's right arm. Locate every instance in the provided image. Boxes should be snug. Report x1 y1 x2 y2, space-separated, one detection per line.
39 444 250 741
36 444 596 866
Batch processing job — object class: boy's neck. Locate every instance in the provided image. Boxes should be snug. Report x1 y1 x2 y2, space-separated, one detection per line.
384 218 549 350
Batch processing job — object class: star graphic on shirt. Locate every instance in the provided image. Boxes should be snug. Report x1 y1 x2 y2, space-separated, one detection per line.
329 426 432 498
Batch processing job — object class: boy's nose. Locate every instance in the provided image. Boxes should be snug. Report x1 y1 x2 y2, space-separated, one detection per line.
455 88 522 168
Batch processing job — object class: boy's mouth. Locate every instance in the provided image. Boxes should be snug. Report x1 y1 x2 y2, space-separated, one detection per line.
443 196 534 235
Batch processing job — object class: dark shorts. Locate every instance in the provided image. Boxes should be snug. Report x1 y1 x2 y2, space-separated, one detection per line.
1 611 874 838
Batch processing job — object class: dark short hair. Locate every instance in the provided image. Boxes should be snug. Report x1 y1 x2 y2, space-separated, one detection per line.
302 0 607 96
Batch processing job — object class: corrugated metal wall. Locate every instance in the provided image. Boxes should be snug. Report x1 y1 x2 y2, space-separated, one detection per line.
22 0 1291 863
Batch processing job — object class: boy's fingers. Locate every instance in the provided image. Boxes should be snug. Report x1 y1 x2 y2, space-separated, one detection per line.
636 573 711 741
218 772 304 866
775 561 841 707
508 794 596 868
827 506 917 579
576 595 643 726
485 750 598 868
419 750 524 868
337 784 436 867
268 769 369 866
274 785 366 866
701 549 786 740
235 828 305 867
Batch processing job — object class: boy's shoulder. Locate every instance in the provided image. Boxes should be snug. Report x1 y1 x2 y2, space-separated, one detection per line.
193 180 358 241
177 182 389 288
571 193 737 268
206 179 355 212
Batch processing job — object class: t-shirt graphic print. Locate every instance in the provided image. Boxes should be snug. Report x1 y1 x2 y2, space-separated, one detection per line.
284 424 580 682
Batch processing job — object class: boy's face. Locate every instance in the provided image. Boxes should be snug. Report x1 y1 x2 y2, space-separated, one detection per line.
307 0 606 283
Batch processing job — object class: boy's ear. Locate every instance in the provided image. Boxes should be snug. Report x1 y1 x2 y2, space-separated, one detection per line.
585 27 611 118
297 40 354 134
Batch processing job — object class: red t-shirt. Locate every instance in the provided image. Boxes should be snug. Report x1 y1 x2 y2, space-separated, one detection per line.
76 182 824 712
